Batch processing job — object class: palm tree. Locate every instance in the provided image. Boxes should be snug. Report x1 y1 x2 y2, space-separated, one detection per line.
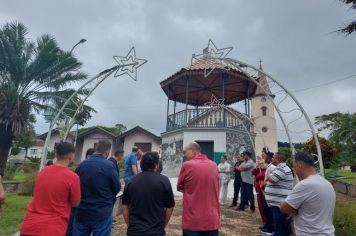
337 0 356 35
0 21 88 176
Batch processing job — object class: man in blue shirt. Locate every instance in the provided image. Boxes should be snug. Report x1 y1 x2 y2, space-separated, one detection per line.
124 146 139 184
73 140 120 236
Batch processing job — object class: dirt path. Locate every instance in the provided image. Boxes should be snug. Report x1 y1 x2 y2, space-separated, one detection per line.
112 198 264 236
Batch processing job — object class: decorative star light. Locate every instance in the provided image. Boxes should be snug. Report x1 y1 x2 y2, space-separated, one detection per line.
113 47 147 81
192 39 233 77
204 94 225 110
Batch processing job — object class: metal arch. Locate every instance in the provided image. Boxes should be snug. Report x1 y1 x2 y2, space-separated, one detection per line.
224 58 324 175
40 47 147 169
221 58 297 158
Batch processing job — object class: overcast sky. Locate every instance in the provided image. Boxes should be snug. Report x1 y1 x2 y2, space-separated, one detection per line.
1 0 355 142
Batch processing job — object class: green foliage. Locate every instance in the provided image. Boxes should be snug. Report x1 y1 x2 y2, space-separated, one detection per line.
10 146 20 155
22 160 39 173
336 0 356 35
3 162 19 181
0 193 32 234
20 171 37 195
0 21 88 176
334 198 356 235
303 135 338 169
78 123 127 136
315 112 356 169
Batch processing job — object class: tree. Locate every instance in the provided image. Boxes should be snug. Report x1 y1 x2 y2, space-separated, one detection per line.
337 0 356 35
78 123 127 136
15 127 36 164
303 135 338 168
315 112 356 171
0 22 88 176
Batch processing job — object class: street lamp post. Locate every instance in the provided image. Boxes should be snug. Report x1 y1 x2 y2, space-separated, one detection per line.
70 38 87 54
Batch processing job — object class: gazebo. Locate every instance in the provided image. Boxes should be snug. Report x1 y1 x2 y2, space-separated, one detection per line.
160 56 258 177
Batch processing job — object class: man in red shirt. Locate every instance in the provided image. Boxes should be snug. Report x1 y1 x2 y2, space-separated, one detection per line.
20 142 81 236
177 142 220 236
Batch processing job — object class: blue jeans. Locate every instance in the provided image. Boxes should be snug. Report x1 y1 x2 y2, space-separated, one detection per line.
239 182 255 211
183 229 219 236
73 216 112 236
65 208 76 236
270 206 291 236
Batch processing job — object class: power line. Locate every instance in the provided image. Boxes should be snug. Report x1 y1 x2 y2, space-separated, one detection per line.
292 74 356 93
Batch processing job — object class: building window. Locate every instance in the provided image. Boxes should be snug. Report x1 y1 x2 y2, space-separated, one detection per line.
261 106 267 116
261 96 267 102
134 143 152 152
262 126 268 133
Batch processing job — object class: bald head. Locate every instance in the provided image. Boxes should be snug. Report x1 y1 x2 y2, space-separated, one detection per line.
183 142 201 160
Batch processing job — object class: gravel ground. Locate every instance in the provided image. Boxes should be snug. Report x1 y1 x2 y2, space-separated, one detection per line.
112 197 264 236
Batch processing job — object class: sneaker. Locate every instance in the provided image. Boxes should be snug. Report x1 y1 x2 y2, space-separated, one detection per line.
259 226 274 235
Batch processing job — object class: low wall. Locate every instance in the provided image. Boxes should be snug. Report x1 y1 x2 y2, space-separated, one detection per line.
329 180 356 198
3 182 22 193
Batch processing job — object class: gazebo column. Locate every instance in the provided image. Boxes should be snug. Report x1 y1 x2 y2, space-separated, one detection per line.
222 74 226 127
185 76 189 126
166 84 170 131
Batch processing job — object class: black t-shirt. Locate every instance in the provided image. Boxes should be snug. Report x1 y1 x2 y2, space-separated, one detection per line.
234 161 243 181
122 171 175 236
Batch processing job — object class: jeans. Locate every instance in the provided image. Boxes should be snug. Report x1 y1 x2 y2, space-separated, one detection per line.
262 196 274 232
65 208 76 236
232 179 242 206
73 215 112 236
239 182 255 211
270 206 291 236
183 229 219 236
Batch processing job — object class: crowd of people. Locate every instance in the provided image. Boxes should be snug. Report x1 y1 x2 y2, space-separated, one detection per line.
221 150 336 236
0 139 337 236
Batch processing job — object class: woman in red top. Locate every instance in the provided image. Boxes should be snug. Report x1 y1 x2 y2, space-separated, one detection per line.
20 142 81 236
252 159 267 226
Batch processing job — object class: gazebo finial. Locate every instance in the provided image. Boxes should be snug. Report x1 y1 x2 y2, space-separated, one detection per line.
191 39 233 77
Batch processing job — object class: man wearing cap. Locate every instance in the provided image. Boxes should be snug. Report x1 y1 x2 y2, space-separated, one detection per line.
177 142 220 236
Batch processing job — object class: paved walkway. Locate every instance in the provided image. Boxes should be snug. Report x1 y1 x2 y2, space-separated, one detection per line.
112 197 264 236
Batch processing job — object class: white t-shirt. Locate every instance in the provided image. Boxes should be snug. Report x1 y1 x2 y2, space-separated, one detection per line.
218 162 231 184
285 174 336 236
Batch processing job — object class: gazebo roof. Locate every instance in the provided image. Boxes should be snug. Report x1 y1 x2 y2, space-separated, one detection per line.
160 57 257 106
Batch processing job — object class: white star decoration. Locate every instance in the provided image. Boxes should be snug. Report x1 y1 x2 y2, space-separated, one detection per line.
113 47 147 81
192 40 233 77
204 94 225 109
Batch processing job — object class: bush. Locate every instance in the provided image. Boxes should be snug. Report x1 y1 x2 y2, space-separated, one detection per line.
20 171 37 195
22 162 39 174
4 163 19 181
334 199 356 235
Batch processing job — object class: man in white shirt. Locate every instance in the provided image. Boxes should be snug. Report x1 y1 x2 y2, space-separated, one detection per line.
218 155 231 205
281 152 336 236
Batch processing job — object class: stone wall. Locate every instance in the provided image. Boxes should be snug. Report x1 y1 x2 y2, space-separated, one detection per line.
226 131 256 163
161 132 184 177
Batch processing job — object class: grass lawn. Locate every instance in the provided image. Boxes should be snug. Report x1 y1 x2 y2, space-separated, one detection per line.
0 193 32 235
334 193 356 236
325 169 356 184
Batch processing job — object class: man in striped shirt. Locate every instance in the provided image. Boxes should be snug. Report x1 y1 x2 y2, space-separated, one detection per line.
264 152 294 236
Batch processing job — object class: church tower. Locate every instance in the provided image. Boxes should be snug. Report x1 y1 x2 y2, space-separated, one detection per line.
251 62 278 154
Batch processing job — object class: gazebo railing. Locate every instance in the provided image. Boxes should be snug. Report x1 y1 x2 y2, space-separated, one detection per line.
166 108 253 132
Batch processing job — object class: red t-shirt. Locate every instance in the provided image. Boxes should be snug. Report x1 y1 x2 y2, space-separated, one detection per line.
21 165 81 236
177 154 220 231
